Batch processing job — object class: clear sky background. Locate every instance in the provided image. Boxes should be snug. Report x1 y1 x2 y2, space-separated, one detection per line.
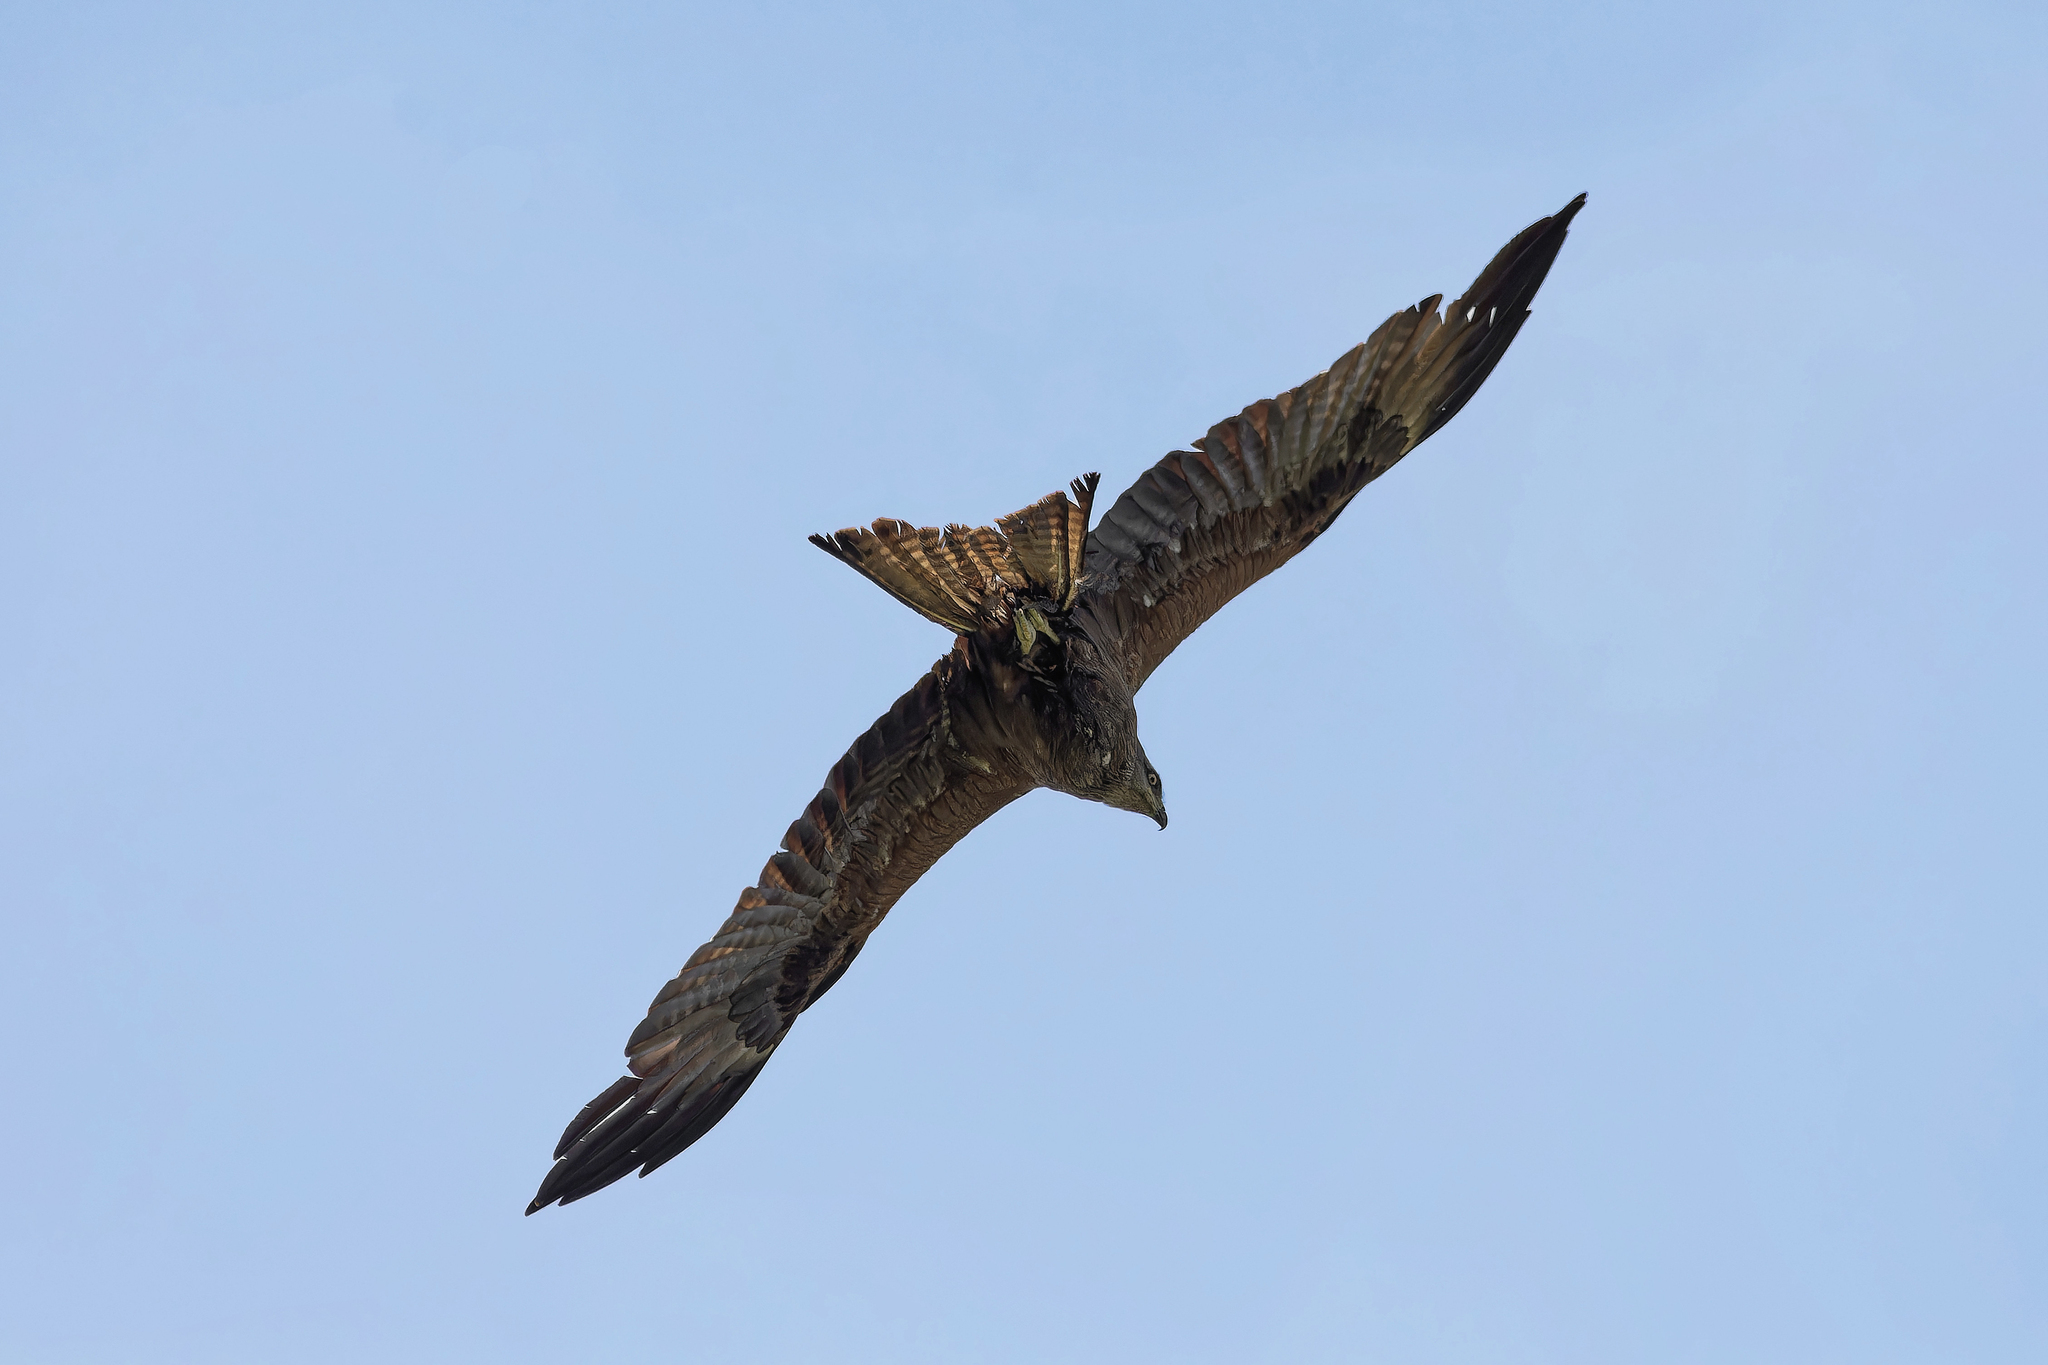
3 3 2043 1361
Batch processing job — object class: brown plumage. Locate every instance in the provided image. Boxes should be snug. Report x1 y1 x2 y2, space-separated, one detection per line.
527 194 1585 1213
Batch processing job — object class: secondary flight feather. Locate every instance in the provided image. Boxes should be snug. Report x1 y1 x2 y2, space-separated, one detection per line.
528 194 1586 1213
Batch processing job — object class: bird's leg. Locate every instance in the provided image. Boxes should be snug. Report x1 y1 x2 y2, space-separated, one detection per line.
1016 606 1060 648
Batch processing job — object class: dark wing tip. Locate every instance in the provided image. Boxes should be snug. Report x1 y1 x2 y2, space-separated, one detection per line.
526 1056 779 1215
553 1074 641 1160
1408 193 1586 444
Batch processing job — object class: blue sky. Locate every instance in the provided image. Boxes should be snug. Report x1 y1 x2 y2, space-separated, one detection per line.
3 3 2043 1361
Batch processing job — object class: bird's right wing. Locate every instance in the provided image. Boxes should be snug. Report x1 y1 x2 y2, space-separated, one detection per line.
1075 195 1584 687
528 662 1032 1212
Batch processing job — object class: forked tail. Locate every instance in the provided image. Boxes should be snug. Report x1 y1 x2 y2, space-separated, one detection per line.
811 473 1101 634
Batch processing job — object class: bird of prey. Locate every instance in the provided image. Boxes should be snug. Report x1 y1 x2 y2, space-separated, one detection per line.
527 194 1585 1213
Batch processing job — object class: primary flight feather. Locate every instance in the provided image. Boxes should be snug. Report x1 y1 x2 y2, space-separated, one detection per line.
527 194 1586 1213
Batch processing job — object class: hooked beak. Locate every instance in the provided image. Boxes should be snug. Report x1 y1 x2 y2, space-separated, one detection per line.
1153 809 1169 830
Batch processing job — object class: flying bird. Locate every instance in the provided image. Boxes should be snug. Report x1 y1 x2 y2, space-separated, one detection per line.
528 194 1585 1213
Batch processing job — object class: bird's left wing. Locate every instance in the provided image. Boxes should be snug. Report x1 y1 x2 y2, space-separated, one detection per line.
528 664 1031 1212
1074 195 1583 687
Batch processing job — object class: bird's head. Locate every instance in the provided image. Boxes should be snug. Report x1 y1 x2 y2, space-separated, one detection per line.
1051 640 1167 829
1060 700 1167 829
1099 739 1168 830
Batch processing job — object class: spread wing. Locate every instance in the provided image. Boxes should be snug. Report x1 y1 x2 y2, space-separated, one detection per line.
528 664 1031 1212
1074 195 1584 686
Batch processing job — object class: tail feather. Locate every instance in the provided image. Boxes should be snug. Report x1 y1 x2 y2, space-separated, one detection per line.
810 474 1101 634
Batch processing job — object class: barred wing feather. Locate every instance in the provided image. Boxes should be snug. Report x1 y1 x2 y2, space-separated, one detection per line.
528 668 1030 1211
1077 195 1584 686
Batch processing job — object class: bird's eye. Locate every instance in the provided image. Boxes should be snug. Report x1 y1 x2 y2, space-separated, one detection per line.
1148 772 1159 788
